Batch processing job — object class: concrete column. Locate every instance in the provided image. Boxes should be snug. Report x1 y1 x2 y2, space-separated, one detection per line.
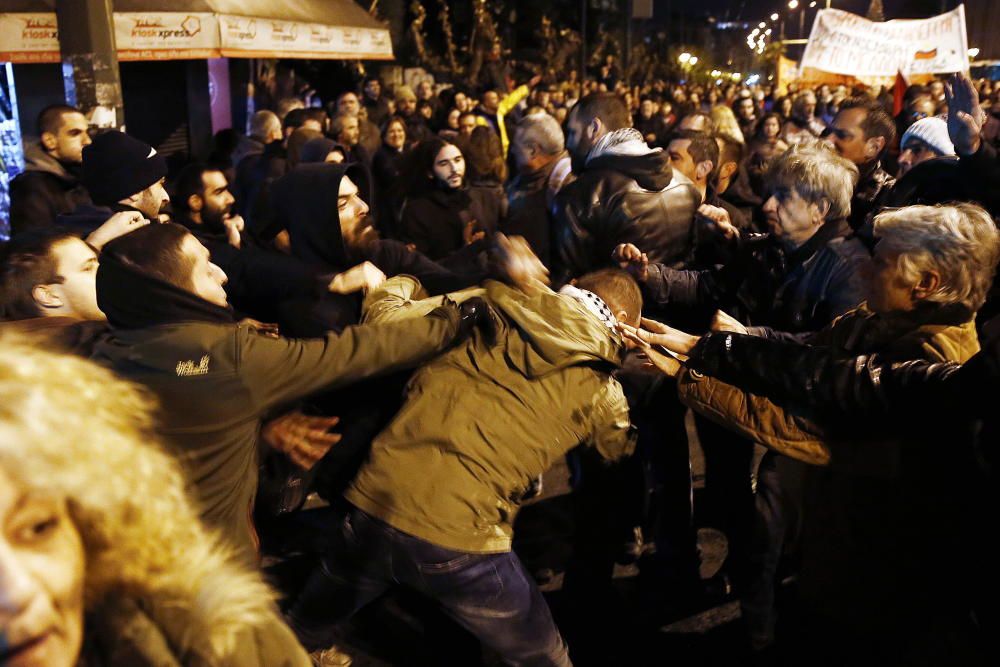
56 0 124 128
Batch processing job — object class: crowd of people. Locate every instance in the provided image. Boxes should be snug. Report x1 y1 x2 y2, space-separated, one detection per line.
2 60 1000 667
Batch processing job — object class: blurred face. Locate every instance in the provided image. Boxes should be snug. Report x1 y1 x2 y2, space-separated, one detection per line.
131 178 169 219
338 115 360 147
385 121 406 150
337 93 360 116
432 144 465 189
459 114 477 137
197 170 235 229
181 235 228 307
416 81 432 100
929 80 945 99
666 138 698 183
640 100 654 118
897 138 940 178
453 92 470 113
364 79 381 100
802 93 817 118
482 91 499 113
397 97 416 116
762 116 780 138
868 245 916 314
0 467 84 667
447 108 461 130
42 112 90 164
908 96 935 123
419 104 434 120
827 107 875 165
762 186 823 249
337 175 376 250
737 98 755 120
46 238 103 321
566 109 598 173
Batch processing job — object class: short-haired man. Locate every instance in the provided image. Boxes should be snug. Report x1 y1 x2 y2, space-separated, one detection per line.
55 130 170 237
9 105 93 235
231 110 282 168
0 229 103 322
335 90 381 157
896 116 956 178
233 111 289 234
824 95 897 230
91 222 487 562
505 113 571 266
361 76 390 127
552 92 700 286
289 268 642 666
667 129 718 203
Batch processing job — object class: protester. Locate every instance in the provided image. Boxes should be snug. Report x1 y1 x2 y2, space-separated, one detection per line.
896 116 956 178
289 266 642 667
9 105 92 235
90 222 487 563
552 92 700 286
666 130 718 204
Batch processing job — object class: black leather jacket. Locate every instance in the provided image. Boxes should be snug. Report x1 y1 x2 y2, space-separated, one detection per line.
643 218 871 336
550 148 700 286
849 159 895 231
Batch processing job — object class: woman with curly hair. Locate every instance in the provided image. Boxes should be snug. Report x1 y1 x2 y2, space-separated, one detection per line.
0 334 311 666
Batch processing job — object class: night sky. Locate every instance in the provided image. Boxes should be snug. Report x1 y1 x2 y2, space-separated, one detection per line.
688 0 956 21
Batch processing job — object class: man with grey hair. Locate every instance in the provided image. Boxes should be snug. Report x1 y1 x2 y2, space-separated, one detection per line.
614 140 872 645
504 114 570 267
233 111 289 232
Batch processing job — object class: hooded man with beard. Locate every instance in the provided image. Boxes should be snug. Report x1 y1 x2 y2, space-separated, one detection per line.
90 222 490 563
551 93 701 287
172 163 333 323
270 161 487 336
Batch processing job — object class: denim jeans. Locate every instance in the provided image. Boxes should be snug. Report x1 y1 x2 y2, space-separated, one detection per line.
288 504 572 667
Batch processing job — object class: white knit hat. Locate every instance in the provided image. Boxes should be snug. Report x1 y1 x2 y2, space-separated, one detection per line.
900 116 955 157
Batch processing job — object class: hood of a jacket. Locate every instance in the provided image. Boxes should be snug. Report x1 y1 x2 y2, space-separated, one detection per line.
97 252 235 330
585 128 674 191
22 142 78 183
271 162 371 271
483 281 624 379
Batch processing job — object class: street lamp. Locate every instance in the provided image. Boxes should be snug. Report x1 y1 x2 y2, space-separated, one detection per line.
759 22 766 29
679 52 691 63
771 13 779 21
689 56 698 65
789 1 799 9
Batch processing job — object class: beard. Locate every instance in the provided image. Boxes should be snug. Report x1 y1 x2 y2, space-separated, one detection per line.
343 214 380 254
201 204 231 232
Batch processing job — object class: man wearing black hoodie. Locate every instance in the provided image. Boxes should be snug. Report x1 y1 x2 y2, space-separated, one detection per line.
271 162 486 336
172 163 333 323
551 93 700 287
91 222 487 563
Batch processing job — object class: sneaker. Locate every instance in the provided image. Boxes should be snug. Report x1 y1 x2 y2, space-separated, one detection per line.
310 646 353 667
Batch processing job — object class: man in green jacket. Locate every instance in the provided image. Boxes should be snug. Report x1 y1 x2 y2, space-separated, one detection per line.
90 222 485 564
289 269 642 667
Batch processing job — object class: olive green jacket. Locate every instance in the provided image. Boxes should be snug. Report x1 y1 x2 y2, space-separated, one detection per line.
678 304 980 466
91 304 460 562
345 277 636 553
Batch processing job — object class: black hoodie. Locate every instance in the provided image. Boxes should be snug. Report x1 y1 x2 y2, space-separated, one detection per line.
270 163 484 335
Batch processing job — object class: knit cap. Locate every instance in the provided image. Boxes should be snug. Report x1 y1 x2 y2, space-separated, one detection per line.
81 130 167 205
900 116 955 157
395 85 417 103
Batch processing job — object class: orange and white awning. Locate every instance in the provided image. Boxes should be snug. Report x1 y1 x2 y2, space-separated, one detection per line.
0 1 393 63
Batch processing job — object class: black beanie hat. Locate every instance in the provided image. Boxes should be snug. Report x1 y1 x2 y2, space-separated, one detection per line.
81 130 168 205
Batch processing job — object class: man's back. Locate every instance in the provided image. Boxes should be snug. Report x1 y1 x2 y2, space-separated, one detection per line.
551 132 700 285
346 280 636 553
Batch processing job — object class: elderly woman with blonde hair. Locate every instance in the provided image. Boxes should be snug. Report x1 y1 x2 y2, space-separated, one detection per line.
0 334 311 667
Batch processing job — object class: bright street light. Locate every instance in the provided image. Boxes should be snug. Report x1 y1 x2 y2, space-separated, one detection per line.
689 56 698 65
789 0 799 9
810 1 817 7
771 13 779 21
759 21 766 28
765 28 772 35
679 52 691 63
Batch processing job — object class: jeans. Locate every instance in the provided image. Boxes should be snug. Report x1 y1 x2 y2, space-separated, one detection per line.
288 504 572 667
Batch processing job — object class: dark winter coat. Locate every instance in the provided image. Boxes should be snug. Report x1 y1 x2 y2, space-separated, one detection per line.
9 143 91 235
